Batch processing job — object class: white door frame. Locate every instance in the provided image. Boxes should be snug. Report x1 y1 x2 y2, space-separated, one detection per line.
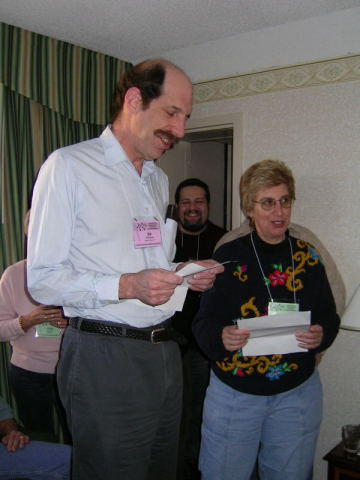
185 112 243 228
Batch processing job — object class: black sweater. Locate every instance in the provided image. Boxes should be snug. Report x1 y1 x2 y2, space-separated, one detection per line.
192 231 340 395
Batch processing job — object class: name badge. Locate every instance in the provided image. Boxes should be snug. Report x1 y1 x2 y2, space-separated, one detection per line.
35 323 62 338
268 301 299 315
133 219 162 248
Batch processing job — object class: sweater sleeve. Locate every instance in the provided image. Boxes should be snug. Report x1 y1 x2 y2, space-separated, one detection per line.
0 265 27 341
310 261 340 352
192 246 238 361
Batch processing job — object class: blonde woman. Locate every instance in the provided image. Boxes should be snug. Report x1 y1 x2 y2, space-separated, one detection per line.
193 160 340 480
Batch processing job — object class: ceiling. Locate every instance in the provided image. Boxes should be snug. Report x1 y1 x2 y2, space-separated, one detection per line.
1 0 360 62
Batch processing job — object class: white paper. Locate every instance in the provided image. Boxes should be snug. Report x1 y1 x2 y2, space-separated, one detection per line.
180 261 230 286
153 284 188 312
237 311 311 356
163 218 178 261
154 262 225 312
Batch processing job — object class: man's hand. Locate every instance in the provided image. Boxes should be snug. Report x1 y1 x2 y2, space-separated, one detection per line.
119 269 182 306
296 324 323 350
222 325 250 352
177 259 224 292
1 426 29 452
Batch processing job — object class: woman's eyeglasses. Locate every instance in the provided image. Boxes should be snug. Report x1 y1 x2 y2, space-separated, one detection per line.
253 195 293 211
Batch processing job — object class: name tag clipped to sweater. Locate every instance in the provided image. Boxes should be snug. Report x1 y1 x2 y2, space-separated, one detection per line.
133 218 162 248
35 323 62 338
268 301 299 315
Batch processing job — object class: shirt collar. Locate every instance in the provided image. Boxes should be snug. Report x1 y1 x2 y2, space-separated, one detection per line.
100 125 128 167
100 125 157 178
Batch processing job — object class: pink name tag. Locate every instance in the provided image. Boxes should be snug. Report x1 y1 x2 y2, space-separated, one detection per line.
133 219 162 248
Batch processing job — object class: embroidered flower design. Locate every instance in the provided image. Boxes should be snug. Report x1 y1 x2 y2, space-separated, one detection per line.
231 350 245 376
268 270 288 286
309 247 322 263
267 264 288 286
217 353 298 379
233 264 248 282
265 362 292 381
233 367 245 377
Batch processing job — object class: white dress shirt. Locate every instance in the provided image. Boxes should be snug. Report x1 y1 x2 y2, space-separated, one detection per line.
27 126 177 328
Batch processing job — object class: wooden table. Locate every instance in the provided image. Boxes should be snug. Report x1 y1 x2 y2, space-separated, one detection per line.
323 441 360 480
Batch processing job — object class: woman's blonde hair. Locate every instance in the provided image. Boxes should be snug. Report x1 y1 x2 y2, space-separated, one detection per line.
240 159 295 216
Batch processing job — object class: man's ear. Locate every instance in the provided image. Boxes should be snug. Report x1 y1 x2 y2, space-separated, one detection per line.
124 87 142 112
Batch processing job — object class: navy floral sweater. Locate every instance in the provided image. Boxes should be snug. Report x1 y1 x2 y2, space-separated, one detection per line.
192 231 340 396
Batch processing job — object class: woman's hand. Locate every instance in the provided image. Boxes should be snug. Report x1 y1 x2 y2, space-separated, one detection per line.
296 324 323 350
1 429 29 452
222 325 250 352
48 309 68 329
20 306 66 331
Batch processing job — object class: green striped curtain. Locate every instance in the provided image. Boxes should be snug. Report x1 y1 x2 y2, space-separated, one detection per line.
0 21 131 410
0 22 128 125
0 22 131 272
0 85 105 270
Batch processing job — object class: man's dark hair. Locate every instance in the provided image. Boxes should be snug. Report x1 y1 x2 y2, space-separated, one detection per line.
175 178 211 204
110 60 167 123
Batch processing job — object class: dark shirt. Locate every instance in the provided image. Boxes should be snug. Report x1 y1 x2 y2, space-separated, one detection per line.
172 221 227 345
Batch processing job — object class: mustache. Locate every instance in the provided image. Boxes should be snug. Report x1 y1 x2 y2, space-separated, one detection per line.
154 129 179 147
185 209 202 215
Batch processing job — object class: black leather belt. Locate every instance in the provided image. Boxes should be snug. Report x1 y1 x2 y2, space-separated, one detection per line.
69 318 173 344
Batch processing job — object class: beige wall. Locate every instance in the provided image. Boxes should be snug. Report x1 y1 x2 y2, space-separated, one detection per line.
192 80 360 297
181 78 360 479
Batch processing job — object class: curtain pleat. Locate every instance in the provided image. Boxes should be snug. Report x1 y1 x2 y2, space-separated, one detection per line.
0 22 130 124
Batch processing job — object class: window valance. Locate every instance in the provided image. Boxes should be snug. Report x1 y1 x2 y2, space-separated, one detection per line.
0 22 131 125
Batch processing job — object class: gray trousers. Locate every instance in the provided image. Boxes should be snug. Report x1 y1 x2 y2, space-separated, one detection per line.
57 325 183 480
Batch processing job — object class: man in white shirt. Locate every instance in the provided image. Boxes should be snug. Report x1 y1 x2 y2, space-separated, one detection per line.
27 59 223 480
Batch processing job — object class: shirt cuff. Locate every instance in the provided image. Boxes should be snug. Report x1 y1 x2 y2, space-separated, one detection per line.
94 274 120 302
170 262 183 272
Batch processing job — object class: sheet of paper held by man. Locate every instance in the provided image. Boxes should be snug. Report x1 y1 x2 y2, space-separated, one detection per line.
154 262 229 312
237 311 311 356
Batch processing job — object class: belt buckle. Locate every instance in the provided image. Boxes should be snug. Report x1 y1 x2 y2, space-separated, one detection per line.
150 327 166 344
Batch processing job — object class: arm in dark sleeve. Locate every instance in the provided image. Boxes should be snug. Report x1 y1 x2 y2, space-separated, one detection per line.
311 263 340 353
192 247 238 361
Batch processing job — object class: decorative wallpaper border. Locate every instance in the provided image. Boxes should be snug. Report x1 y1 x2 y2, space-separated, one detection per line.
193 54 360 104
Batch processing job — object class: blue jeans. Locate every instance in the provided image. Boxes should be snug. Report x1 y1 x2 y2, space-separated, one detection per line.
0 440 71 480
199 370 322 480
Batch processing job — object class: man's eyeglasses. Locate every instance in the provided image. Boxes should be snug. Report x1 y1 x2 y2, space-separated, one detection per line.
253 195 293 211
